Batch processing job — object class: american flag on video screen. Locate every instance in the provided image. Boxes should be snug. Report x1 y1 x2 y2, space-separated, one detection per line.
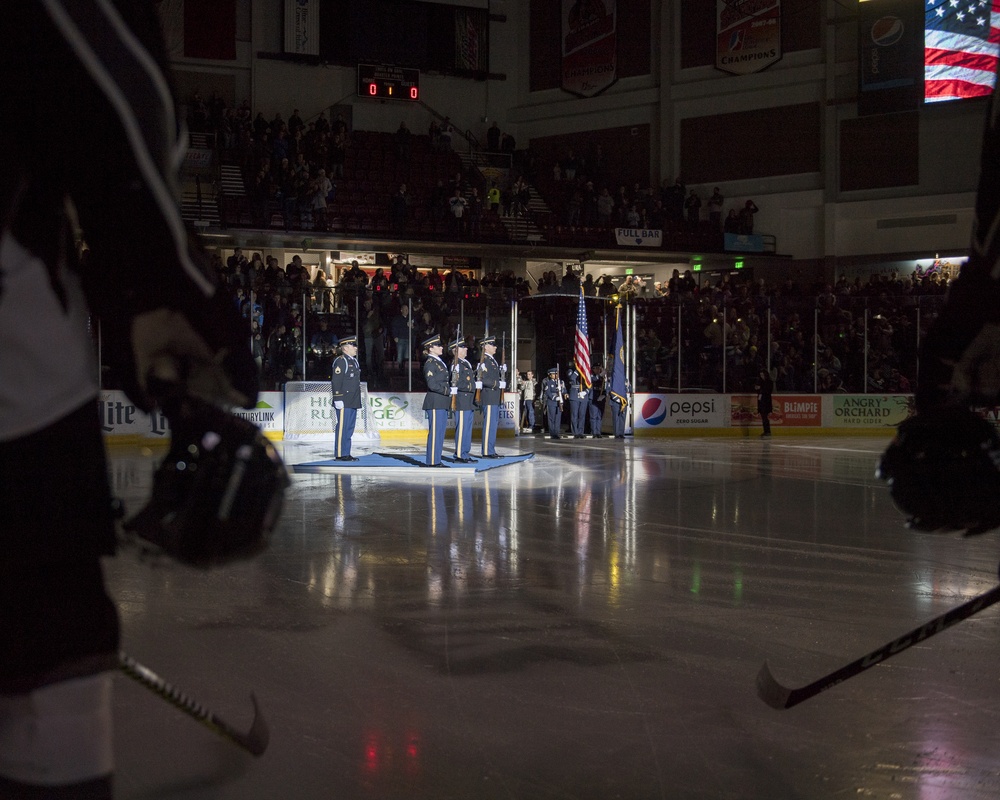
574 289 592 389
925 0 1000 102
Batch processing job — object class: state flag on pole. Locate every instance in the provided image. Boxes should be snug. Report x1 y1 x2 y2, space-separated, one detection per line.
574 289 592 389
609 305 628 408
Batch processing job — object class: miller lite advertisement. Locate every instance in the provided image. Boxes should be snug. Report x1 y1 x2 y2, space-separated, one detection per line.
858 0 922 116
716 0 782 76
561 0 617 98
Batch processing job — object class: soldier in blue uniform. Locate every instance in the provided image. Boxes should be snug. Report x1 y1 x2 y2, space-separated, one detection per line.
588 363 606 438
450 334 477 463
475 334 506 458
567 365 590 438
422 333 450 467
611 378 631 439
542 367 565 439
331 334 362 461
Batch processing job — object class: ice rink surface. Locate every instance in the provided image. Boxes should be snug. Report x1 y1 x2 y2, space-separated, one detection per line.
104 433 1000 799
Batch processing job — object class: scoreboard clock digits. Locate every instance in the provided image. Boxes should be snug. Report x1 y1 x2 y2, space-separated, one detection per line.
357 65 420 101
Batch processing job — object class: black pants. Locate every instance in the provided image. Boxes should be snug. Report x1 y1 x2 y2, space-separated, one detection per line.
0 400 119 692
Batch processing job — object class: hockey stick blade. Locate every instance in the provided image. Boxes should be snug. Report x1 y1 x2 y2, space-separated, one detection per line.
118 652 270 756
756 581 1000 710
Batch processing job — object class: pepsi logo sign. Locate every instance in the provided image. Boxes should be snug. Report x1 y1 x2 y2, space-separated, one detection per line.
871 16 903 47
641 397 667 426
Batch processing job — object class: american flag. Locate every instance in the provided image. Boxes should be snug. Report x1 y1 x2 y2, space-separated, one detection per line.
925 0 1000 102
574 289 592 389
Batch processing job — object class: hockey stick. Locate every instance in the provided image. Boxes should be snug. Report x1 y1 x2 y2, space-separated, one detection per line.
118 652 269 756
757 580 1000 710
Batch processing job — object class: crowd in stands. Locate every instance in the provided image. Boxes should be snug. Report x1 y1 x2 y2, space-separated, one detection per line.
181 96 948 396
210 239 951 396
186 95 769 252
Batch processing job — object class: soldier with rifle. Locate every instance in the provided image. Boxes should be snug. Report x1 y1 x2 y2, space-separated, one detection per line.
543 366 566 439
449 331 476 462
475 333 505 458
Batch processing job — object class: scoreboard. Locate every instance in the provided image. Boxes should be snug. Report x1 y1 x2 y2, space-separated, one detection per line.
357 64 420 101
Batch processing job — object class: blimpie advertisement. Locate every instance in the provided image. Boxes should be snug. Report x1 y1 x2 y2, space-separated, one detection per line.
731 394 822 427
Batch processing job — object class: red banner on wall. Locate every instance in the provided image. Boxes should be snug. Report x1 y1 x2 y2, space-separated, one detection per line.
716 0 781 76
561 0 617 97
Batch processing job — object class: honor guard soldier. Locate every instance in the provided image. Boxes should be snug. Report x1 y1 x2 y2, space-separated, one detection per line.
331 334 362 461
567 365 590 438
588 364 607 437
543 367 565 439
450 335 477 462
475 334 505 458
611 377 631 439
422 333 450 466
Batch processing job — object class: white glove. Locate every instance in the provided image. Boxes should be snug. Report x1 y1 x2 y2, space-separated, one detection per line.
579 391 586 399
334 400 344 409
500 363 507 373
475 381 483 389
450 387 458 395
499 380 506 389
132 309 249 408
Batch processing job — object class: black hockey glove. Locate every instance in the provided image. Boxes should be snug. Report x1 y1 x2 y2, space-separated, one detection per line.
877 405 1000 536
123 395 289 568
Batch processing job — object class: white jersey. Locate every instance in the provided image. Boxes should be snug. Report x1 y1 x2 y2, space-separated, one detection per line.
0 233 98 441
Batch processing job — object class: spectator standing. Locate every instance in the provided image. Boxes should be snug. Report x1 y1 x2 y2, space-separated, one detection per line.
685 189 702 225
390 184 409 233
487 121 501 151
448 188 468 237
467 187 483 238
739 199 759 235
389 304 413 367
707 187 725 229
519 370 537 432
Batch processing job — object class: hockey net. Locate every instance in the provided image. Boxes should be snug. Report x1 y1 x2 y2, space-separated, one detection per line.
282 381 381 443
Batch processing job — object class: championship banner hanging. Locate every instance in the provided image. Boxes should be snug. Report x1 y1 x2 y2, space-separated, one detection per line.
716 0 782 76
561 0 617 98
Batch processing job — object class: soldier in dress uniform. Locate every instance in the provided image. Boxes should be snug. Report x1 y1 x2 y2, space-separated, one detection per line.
588 363 606 438
475 334 506 458
422 333 450 467
331 334 362 461
542 367 565 439
450 334 477 462
612 377 631 439
567 364 590 438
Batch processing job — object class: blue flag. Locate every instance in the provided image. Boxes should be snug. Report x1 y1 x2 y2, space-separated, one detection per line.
609 305 628 408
